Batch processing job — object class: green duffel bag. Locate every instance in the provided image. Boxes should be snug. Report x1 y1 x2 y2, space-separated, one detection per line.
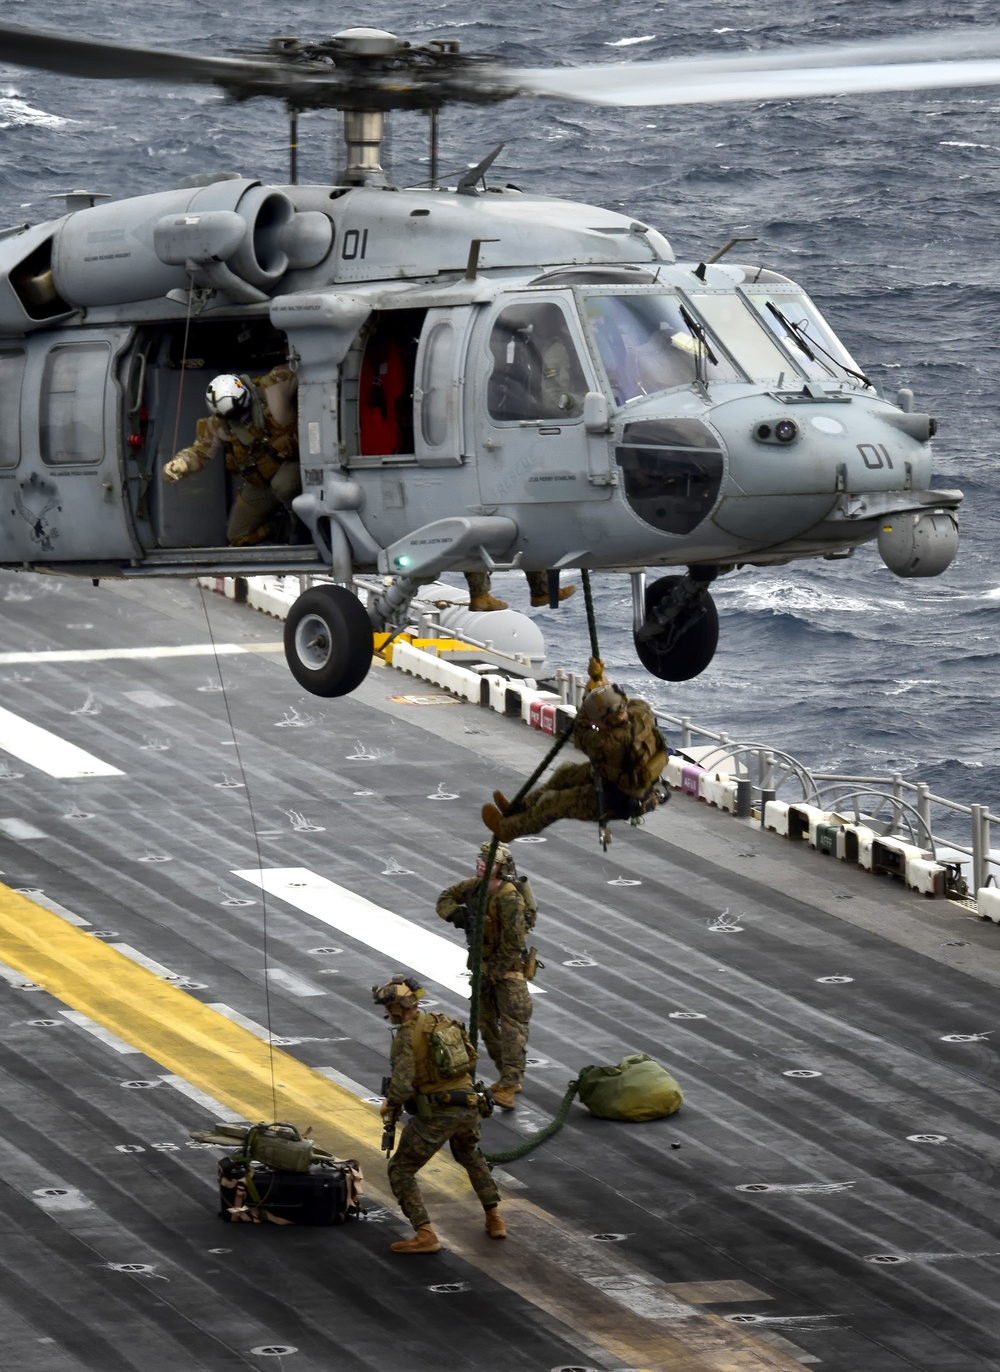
576 1053 683 1122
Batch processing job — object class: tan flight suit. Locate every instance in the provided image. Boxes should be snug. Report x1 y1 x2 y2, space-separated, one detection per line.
492 697 669 840
168 366 300 546
384 1011 499 1230
437 877 533 1090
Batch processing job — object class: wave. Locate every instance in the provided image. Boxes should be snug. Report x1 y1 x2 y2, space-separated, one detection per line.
0 95 71 130
716 579 910 620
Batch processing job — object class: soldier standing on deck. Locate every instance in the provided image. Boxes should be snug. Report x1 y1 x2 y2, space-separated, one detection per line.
481 683 669 841
373 974 506 1254
436 842 537 1110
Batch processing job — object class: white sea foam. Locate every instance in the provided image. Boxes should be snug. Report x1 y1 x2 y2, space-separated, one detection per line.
605 36 656 47
0 96 70 130
720 579 909 619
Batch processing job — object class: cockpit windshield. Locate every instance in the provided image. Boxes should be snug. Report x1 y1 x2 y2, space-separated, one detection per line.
582 293 739 404
743 289 864 383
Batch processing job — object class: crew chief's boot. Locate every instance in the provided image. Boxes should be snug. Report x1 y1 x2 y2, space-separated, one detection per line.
490 1082 521 1110
470 593 509 612
390 1224 442 1254
530 584 577 608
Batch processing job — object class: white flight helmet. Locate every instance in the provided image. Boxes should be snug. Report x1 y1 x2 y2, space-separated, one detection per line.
206 374 253 423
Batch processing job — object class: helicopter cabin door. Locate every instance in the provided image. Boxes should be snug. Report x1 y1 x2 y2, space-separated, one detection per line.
1 331 136 565
412 308 469 467
475 295 612 507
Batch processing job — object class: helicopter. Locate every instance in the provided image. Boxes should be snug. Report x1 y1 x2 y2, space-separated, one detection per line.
2 23 999 697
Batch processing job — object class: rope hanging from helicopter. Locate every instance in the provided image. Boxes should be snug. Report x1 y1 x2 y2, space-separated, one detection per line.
468 568 606 1163
172 274 281 1120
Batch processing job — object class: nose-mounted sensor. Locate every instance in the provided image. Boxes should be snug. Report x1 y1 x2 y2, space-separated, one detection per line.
754 418 799 445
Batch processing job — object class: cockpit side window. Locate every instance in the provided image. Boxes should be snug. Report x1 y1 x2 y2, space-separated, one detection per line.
583 293 739 404
487 301 587 422
40 342 110 465
0 350 25 468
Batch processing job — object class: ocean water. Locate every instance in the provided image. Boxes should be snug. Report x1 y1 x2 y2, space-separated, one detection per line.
1 0 997 818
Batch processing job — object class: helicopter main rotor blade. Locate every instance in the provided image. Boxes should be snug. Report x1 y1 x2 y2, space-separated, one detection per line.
0 24 293 94
508 27 1000 106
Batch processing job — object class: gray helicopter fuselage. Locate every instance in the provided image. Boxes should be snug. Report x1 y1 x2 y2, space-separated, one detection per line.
0 176 959 583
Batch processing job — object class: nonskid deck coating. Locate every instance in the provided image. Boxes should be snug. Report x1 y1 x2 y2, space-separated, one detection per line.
0 575 997 1371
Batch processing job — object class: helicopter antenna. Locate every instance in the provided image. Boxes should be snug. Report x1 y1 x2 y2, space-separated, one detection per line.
456 143 505 196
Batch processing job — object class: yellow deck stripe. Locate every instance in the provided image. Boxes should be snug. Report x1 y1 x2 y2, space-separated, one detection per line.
0 884 803 1372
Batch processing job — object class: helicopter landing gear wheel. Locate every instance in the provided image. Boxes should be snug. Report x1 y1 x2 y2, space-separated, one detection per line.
283 585 374 697
633 574 719 682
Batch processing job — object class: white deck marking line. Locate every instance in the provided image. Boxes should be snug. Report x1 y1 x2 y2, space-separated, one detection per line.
0 957 37 988
234 867 544 1000
316 1065 378 1099
0 642 283 665
208 1003 279 1040
0 705 123 779
159 1075 248 1124
108 944 181 980
15 889 90 926
59 1010 142 1054
0 819 49 840
265 967 325 998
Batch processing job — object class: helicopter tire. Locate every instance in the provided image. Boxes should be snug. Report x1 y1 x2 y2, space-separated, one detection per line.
283 585 374 697
634 575 719 682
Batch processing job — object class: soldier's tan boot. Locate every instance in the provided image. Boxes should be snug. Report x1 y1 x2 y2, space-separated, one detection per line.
390 1224 442 1254
530 584 577 608
492 790 511 812
469 593 509 612
484 1206 507 1239
490 1082 521 1110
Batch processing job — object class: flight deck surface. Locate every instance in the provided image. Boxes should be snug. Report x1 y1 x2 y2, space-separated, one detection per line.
0 574 998 1372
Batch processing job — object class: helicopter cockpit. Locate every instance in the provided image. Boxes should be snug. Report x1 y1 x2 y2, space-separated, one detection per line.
573 272 866 405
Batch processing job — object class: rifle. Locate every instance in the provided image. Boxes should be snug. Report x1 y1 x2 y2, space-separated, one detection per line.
380 1076 400 1155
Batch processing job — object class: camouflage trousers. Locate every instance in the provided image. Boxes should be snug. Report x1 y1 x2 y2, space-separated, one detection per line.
227 461 302 546
493 761 602 839
465 570 548 601
480 975 533 1088
388 1105 500 1230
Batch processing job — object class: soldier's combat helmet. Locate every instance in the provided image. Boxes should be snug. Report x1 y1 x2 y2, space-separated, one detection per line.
372 973 425 1012
206 373 253 423
580 682 627 722
477 839 516 880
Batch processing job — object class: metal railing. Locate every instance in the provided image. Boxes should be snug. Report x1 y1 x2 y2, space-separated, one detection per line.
658 711 995 896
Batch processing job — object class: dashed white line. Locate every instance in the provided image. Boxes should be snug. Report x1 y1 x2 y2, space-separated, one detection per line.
159 1075 247 1124
0 705 123 778
59 1010 141 1055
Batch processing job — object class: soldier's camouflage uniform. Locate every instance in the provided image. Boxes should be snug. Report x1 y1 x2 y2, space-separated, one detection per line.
385 1012 499 1230
491 696 668 840
169 366 300 547
437 877 532 1090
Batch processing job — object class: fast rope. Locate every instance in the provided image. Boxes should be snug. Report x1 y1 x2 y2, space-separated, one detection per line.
468 569 606 1163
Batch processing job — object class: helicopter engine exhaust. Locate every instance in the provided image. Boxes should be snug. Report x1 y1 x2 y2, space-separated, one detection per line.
0 177 333 326
877 508 959 577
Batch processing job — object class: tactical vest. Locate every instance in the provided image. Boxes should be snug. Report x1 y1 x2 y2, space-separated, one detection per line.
409 1012 476 1094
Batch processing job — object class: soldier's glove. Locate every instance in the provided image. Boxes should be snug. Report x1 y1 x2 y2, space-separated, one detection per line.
379 1099 394 1118
163 457 189 483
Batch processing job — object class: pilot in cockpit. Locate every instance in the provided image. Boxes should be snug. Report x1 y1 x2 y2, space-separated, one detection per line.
164 365 301 547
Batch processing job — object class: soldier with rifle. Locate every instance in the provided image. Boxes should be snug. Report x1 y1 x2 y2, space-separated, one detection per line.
372 973 505 1254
